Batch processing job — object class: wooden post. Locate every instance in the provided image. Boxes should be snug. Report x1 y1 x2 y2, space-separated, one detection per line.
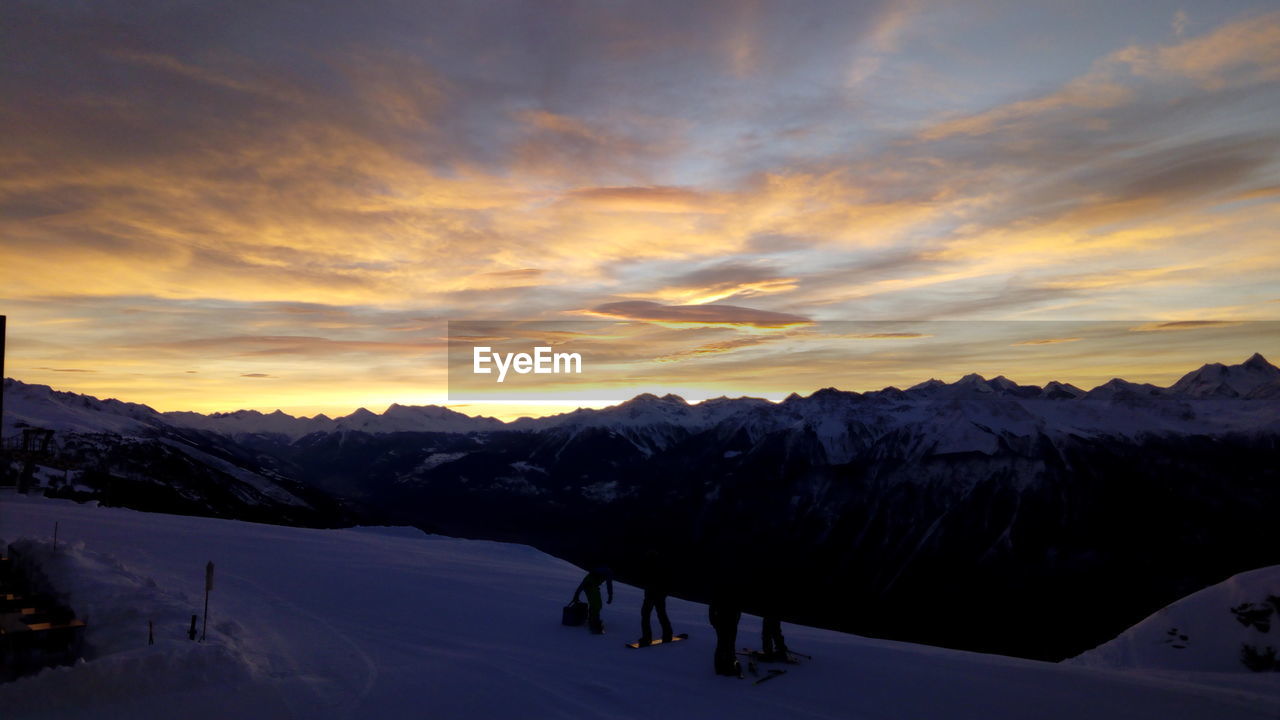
148 619 154 646
53 521 59 550
201 561 214 642
188 614 197 641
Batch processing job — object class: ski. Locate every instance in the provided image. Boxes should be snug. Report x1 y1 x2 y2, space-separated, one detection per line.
737 648 804 664
754 669 786 685
624 632 689 649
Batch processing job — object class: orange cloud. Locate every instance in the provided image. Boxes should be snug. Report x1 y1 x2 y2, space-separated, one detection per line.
562 185 714 213
1011 337 1082 346
1130 321 1244 332
653 334 781 362
585 301 811 328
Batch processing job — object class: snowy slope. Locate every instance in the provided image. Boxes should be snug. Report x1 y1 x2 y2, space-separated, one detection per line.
1 495 1276 719
1 379 167 436
1071 565 1280 674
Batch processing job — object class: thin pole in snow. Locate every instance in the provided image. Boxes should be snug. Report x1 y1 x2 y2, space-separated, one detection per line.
201 561 214 642
53 521 58 551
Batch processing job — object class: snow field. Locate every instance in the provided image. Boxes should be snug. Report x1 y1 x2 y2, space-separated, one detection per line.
0 495 1276 719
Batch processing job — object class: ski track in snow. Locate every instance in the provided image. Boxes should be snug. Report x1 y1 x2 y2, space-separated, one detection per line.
1 495 1278 720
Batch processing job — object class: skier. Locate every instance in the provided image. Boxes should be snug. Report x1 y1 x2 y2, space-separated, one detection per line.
637 549 674 645
572 566 614 634
757 576 788 661
708 575 742 676
758 550 790 660
761 615 788 660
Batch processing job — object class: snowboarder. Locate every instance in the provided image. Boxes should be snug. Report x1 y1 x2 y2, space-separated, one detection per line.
708 576 742 676
572 566 614 634
637 549 674 645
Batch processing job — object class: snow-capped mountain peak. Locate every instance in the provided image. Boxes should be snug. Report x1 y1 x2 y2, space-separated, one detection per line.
948 373 1003 394
1170 353 1280 398
1041 381 1085 399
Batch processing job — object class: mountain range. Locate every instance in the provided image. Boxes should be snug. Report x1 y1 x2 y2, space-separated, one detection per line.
6 352 1278 442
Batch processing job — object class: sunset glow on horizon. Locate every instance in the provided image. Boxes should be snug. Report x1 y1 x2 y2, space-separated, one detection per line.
2 1 1278 418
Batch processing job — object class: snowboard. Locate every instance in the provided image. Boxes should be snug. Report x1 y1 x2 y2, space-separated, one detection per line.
624 632 689 649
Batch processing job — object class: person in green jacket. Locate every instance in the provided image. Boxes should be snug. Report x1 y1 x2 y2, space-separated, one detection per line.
572 566 614 634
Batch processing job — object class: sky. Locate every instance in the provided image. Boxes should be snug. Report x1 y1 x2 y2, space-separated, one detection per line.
1 1 1278 419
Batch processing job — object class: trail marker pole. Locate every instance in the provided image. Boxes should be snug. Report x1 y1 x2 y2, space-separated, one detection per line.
201 561 214 642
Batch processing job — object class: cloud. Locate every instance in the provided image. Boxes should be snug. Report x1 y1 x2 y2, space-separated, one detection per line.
562 185 712 213
109 50 302 101
1039 266 1200 290
837 332 930 339
240 373 274 378
1235 185 1280 202
653 334 783 362
3 2 1278 415
35 367 95 373
893 285 1086 319
141 335 442 358
917 67 1130 141
635 260 799 304
585 300 811 328
1116 10 1280 89
1130 321 1244 332
1011 337 1082 346
450 268 548 291
845 0 916 88
1054 135 1278 222
918 11 1280 142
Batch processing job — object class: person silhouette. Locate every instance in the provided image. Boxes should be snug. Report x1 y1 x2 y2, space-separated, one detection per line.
637 549 674 644
708 574 743 676
572 566 614 634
